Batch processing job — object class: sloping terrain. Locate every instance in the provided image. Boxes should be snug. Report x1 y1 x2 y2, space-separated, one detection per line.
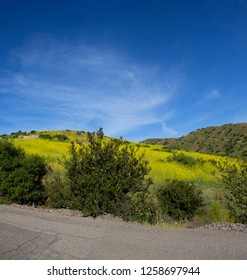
142 123 247 158
0 126 241 224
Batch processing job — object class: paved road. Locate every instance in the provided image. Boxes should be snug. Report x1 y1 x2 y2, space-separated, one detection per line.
0 205 247 259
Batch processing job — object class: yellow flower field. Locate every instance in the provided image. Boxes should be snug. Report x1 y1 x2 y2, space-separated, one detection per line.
14 136 230 195
14 135 229 191
13 132 234 222
138 144 227 186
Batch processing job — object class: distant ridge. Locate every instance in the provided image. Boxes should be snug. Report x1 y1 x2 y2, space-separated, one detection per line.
142 123 247 159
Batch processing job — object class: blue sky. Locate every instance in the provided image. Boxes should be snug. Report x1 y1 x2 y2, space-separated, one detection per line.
0 0 247 141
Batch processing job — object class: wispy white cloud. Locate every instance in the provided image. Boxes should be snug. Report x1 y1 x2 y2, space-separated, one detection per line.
161 122 178 137
196 88 221 106
205 88 221 100
1 38 181 138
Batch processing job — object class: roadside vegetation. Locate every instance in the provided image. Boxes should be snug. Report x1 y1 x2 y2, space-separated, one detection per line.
0 140 47 205
0 128 246 226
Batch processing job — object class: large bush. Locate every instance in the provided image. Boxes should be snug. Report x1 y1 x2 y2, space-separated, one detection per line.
221 162 247 223
0 140 47 205
158 180 204 221
167 152 204 167
65 129 155 221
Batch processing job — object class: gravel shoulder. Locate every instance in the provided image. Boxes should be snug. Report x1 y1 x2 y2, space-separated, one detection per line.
8 203 247 233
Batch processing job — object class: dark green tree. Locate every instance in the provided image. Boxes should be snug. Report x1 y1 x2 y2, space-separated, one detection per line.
0 140 47 205
96 127 104 139
65 129 155 222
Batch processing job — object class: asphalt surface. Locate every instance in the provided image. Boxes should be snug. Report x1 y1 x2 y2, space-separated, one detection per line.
0 205 247 260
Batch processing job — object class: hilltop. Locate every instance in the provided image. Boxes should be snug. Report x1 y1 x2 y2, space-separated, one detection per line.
142 123 247 159
1 123 247 159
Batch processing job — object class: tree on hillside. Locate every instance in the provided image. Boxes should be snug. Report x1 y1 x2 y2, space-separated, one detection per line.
65 129 156 222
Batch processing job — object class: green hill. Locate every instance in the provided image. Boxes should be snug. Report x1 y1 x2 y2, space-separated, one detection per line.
1 127 243 223
142 123 247 159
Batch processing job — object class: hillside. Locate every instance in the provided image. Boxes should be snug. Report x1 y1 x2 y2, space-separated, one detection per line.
0 127 241 223
142 123 247 159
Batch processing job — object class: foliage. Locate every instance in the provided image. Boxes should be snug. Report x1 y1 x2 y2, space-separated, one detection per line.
221 162 247 223
0 195 12 205
158 180 204 221
39 134 53 140
44 170 73 209
121 178 158 224
142 123 247 159
10 130 28 138
207 200 230 222
39 133 69 142
64 129 154 221
54 134 69 142
0 140 47 205
167 151 204 166
12 129 234 224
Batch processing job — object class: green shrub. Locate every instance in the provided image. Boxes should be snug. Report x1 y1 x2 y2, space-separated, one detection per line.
221 163 247 223
39 134 53 140
0 140 47 205
158 180 204 221
167 152 204 166
53 134 69 142
44 170 72 209
65 129 154 221
121 179 158 224
39 133 69 142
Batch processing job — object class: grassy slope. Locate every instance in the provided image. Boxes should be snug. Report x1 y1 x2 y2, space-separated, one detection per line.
12 130 87 169
142 123 247 158
10 129 235 222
